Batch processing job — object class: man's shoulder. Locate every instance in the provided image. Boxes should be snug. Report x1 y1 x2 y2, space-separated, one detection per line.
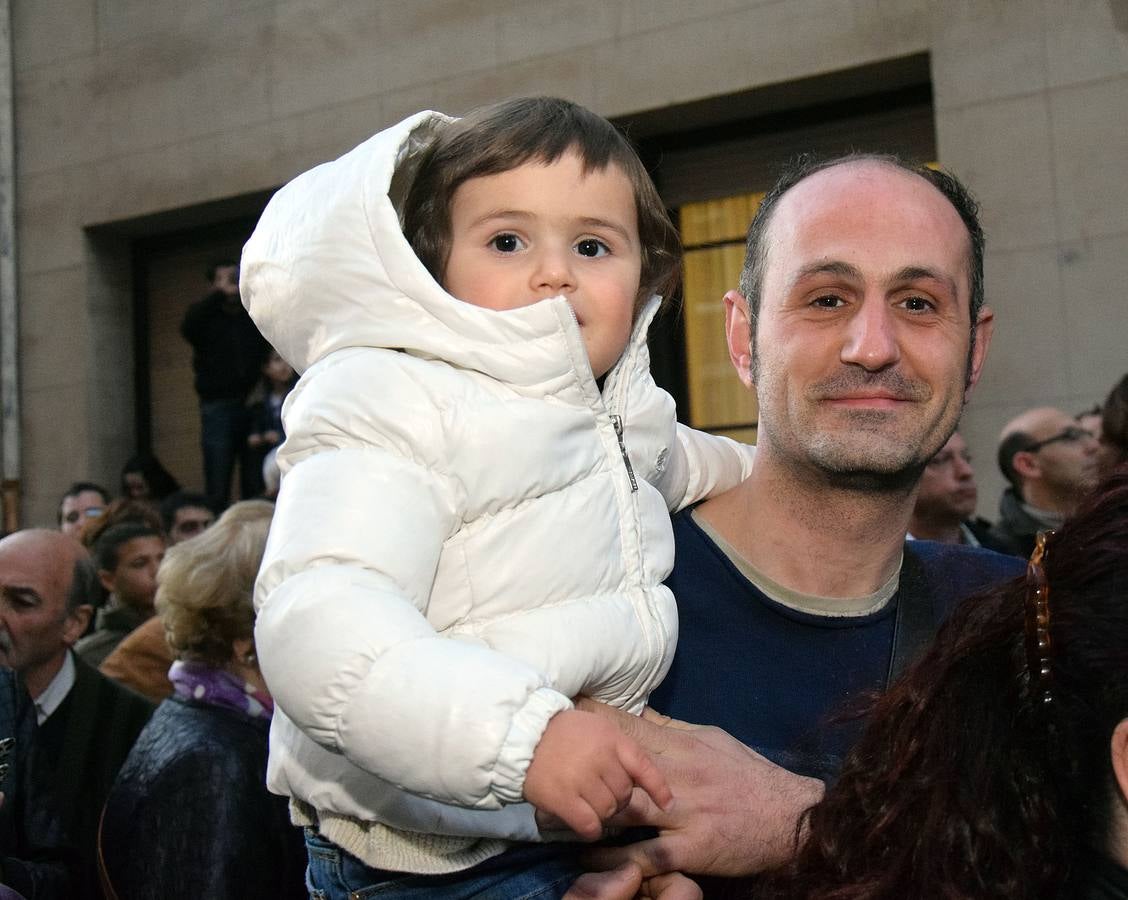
905 539 1025 610
73 654 153 712
57 655 153 750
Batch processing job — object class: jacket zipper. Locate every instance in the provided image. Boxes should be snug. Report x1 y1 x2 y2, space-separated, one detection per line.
610 414 638 492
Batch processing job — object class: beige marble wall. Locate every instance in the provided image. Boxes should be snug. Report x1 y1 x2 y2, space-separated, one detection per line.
9 0 1127 524
929 0 1128 514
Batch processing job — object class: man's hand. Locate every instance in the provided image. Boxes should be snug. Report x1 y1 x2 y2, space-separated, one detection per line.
572 700 823 880
524 709 672 841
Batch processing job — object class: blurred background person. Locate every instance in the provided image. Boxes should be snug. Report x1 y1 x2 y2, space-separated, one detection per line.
56 483 109 539
907 431 1005 550
99 499 305 899
158 491 215 546
1099 373 1128 477
74 523 165 667
990 406 1101 556
181 261 270 511
119 454 179 507
1078 404 1103 445
245 348 296 472
98 494 215 702
751 466 1128 900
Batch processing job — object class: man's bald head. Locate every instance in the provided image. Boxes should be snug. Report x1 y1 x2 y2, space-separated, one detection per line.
997 407 1101 512
0 529 97 698
0 530 95 610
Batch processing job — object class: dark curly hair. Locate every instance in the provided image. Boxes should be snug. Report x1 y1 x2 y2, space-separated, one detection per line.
750 465 1128 900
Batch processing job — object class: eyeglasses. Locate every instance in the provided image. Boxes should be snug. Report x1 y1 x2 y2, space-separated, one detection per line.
1024 529 1054 705
62 507 106 525
1024 426 1093 453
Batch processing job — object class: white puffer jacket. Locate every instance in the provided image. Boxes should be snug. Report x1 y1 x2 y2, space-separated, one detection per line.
241 111 756 853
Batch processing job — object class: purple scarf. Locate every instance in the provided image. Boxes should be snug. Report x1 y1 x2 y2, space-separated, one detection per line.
168 660 274 721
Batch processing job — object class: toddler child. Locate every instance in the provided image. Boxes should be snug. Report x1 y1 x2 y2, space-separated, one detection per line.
240 96 757 898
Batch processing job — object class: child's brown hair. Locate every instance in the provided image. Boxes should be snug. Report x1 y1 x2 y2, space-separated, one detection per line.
402 96 681 312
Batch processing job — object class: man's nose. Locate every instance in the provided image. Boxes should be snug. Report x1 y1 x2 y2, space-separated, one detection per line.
953 455 975 480
839 298 900 371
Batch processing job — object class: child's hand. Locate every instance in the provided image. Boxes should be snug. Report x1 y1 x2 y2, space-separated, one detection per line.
524 709 672 841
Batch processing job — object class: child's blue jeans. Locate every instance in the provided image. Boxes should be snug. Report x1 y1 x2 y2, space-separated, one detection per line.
304 828 583 900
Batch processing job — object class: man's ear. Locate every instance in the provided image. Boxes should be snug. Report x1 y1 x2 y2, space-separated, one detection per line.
724 290 755 390
62 604 93 646
1011 449 1042 482
98 569 115 595
964 305 995 401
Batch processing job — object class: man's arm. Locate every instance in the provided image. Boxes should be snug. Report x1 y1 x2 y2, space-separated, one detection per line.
569 700 822 882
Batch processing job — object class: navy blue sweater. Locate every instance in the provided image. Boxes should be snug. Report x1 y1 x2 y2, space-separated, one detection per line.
650 510 1025 782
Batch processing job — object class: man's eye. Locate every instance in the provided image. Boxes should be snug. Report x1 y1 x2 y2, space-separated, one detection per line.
811 294 844 308
900 295 935 312
489 234 524 253
575 239 609 258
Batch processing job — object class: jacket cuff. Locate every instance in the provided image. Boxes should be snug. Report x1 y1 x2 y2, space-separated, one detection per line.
490 688 572 806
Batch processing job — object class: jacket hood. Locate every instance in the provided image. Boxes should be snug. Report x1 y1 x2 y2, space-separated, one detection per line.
240 110 628 386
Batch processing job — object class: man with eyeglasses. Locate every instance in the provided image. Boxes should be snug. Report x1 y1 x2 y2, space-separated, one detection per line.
990 407 1101 557
56 482 109 538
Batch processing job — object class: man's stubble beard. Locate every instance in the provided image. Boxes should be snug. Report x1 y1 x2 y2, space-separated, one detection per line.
750 343 960 496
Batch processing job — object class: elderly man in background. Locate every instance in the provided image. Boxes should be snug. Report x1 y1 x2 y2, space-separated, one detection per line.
0 530 151 900
990 406 1101 557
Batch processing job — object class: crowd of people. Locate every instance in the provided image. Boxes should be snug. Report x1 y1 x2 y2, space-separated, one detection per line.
0 95 1125 899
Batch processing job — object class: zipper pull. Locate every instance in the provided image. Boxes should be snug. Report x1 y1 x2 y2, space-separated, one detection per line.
611 415 638 493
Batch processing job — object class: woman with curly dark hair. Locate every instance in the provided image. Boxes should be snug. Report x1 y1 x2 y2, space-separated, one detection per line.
749 466 1128 900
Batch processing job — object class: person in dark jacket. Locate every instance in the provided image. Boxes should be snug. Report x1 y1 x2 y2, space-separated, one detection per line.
0 529 152 900
99 500 304 900
180 260 270 510
0 668 73 899
990 406 1101 557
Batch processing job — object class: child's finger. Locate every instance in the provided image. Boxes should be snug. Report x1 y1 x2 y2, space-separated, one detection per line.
558 795 605 842
617 740 673 811
599 764 634 812
582 777 626 824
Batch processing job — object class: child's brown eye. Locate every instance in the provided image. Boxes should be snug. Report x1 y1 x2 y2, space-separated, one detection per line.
576 239 608 258
490 234 522 252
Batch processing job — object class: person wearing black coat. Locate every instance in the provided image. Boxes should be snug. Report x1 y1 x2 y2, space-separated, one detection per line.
0 668 73 899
